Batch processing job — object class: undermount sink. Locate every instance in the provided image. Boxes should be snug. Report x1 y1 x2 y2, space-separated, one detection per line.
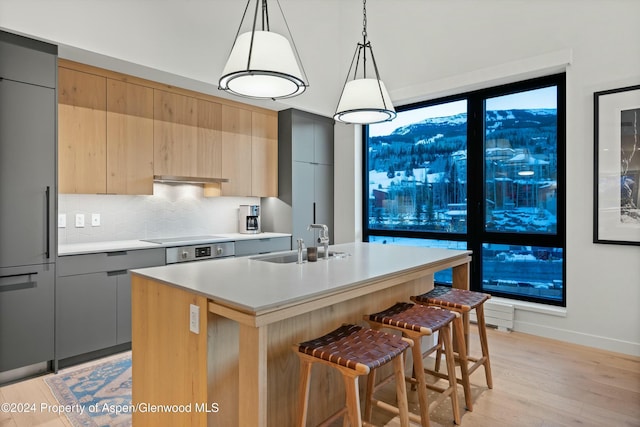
251 250 349 264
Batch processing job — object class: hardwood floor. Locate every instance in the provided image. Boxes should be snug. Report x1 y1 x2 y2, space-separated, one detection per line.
1 327 638 427
373 326 640 427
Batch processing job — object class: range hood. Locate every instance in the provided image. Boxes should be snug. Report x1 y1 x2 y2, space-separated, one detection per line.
153 175 229 184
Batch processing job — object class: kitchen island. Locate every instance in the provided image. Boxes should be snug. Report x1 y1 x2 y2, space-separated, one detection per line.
130 242 471 427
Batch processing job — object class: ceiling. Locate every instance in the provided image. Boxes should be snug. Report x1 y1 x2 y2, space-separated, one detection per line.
0 1 624 118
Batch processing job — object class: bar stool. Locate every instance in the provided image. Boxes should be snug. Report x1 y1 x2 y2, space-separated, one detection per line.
365 302 468 427
295 324 412 427
412 286 493 410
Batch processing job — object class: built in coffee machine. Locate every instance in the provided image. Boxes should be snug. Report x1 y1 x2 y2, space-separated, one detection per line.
238 205 260 234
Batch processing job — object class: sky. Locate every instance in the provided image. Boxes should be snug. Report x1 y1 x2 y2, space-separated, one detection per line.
369 86 557 137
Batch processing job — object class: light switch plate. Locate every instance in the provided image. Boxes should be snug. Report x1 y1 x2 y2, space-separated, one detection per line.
91 213 101 227
58 213 66 228
189 304 200 334
75 213 85 228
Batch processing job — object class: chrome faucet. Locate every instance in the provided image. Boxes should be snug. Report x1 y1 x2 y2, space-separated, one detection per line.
307 224 330 259
296 238 305 264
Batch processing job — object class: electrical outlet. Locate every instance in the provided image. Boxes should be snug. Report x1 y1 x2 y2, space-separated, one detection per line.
75 213 85 228
189 304 200 334
91 213 101 227
58 213 66 228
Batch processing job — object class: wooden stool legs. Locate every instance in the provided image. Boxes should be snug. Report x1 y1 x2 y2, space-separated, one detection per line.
296 352 410 427
363 355 410 427
296 357 313 427
365 303 465 426
295 324 411 427
476 304 493 389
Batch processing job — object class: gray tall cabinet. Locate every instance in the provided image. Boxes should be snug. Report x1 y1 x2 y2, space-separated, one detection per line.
277 109 334 247
0 31 57 373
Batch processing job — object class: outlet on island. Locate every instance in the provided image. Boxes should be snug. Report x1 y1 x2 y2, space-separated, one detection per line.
189 304 200 334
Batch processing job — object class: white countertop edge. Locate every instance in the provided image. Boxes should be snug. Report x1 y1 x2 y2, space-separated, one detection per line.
58 232 292 256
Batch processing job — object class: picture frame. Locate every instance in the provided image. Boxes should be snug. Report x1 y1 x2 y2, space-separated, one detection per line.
593 84 640 245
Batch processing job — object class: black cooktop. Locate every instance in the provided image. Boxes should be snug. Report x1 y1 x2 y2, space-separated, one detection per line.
141 235 226 245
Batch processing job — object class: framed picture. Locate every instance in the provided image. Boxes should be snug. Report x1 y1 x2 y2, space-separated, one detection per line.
594 84 640 245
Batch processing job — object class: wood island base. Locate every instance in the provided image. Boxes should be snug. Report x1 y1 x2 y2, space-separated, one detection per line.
131 243 471 427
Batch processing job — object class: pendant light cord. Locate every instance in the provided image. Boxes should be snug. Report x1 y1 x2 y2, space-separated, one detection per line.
262 0 270 30
274 0 309 86
362 0 367 78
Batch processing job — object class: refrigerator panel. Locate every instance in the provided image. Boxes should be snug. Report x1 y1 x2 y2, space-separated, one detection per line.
0 79 56 268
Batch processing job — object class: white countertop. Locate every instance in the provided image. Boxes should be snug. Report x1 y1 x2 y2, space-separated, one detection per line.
131 242 471 314
58 232 291 256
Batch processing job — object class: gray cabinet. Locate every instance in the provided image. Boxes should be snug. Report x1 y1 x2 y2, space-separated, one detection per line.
0 34 56 269
277 109 334 247
56 272 117 359
0 31 56 374
0 264 54 372
235 236 291 257
56 248 164 359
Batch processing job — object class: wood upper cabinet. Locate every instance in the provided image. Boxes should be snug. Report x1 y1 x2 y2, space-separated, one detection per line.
221 105 252 196
106 79 154 195
58 67 107 194
154 90 223 179
59 65 154 195
251 111 278 197
196 99 222 179
153 89 198 177
59 61 276 196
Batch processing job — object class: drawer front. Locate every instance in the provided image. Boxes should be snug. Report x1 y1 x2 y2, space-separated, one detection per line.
235 236 291 256
57 248 165 277
0 263 54 371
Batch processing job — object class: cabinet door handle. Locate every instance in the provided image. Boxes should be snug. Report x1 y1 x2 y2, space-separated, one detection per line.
0 272 38 292
0 272 38 280
107 251 128 257
107 270 128 277
45 186 50 259
313 202 316 224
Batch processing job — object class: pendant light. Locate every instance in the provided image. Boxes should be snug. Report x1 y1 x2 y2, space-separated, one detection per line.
334 0 396 124
219 0 308 100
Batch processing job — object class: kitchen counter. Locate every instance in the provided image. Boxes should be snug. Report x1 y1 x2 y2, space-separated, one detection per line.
132 242 468 314
130 242 471 427
57 232 291 256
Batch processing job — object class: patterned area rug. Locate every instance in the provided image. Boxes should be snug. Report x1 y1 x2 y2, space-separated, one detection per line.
44 353 132 427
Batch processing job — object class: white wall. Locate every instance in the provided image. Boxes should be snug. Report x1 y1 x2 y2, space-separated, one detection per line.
2 0 638 355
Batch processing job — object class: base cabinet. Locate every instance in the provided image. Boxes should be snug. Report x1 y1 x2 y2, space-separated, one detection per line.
116 271 133 344
234 236 291 257
56 248 164 360
0 264 55 372
56 272 117 359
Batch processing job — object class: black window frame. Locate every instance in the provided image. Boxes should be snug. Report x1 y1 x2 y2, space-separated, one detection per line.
362 73 566 307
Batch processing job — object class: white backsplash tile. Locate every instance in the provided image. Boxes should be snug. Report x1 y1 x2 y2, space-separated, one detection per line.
58 183 259 244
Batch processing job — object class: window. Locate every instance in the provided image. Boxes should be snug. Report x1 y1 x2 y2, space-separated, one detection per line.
364 74 566 306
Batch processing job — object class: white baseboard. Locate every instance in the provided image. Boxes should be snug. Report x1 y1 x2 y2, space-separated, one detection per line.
513 320 640 357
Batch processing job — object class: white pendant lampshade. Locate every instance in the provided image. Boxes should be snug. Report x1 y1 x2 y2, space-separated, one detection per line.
218 0 308 100
334 0 395 125
334 78 395 124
